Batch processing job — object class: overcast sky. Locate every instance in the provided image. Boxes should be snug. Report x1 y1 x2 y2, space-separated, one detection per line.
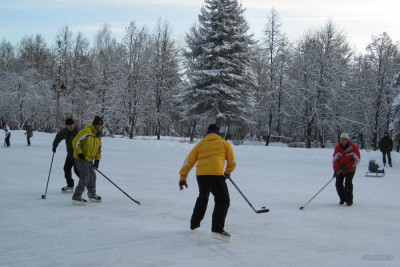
1 0 399 53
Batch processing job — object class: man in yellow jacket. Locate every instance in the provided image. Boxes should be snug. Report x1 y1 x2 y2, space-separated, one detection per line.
71 116 104 205
179 124 236 241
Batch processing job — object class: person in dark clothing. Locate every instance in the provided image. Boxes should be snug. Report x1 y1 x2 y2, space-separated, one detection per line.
3 123 11 147
379 132 393 167
25 122 33 146
52 118 80 192
368 159 384 174
333 132 361 206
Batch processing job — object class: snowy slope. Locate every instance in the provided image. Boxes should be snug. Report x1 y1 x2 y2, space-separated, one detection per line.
0 131 399 267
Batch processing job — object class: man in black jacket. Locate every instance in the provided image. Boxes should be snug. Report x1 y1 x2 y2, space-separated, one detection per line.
379 132 393 167
52 118 80 192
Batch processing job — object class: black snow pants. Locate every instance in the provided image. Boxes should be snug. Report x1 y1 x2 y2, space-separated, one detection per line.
190 175 230 233
4 133 10 147
64 156 80 187
336 172 355 204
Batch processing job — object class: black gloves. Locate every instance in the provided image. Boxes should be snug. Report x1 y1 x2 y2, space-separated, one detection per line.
179 180 188 191
78 153 85 160
224 173 231 179
93 160 99 170
52 146 56 153
341 165 348 171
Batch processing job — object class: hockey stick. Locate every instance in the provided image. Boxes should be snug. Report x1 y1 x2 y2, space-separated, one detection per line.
95 168 141 205
227 177 269 214
299 170 343 210
41 153 55 199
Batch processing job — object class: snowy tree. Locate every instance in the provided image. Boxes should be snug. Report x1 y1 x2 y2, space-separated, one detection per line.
2 35 55 130
362 33 398 150
91 25 125 131
179 25 203 142
182 0 256 138
120 22 151 138
288 21 352 148
390 71 400 151
146 19 180 140
252 8 291 145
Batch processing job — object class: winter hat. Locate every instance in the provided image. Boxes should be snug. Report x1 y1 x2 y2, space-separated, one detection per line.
340 132 350 140
65 118 75 125
92 116 104 126
207 124 220 135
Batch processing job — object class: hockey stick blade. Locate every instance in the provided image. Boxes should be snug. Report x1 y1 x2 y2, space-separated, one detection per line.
256 209 269 213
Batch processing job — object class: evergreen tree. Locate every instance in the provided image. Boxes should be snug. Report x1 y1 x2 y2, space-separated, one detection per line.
183 0 256 137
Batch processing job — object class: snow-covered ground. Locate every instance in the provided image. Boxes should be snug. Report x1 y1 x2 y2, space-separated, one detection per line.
1 131 399 267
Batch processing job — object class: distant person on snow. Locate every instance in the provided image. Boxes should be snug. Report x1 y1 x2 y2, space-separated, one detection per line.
25 122 33 146
332 132 360 206
71 116 104 205
3 123 11 147
378 132 393 167
179 124 236 241
52 118 81 193
368 159 384 174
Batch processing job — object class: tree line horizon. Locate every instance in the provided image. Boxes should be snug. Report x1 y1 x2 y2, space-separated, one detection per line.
0 1 399 150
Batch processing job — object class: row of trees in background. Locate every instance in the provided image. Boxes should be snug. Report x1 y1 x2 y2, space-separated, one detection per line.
0 0 399 150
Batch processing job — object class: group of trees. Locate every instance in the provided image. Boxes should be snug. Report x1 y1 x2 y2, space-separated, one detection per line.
0 0 399 149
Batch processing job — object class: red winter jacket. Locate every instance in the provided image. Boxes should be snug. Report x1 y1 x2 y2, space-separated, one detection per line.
332 141 361 175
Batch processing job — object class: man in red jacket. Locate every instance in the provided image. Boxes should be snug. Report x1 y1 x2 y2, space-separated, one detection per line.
332 132 360 206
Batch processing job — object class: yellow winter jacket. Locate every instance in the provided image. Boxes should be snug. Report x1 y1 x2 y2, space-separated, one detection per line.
179 134 236 181
72 124 102 162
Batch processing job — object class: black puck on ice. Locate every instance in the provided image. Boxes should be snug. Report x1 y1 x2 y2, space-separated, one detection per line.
262 206 266 209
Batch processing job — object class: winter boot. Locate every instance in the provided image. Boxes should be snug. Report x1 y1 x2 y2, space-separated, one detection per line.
61 186 74 193
72 197 87 206
88 193 102 202
212 230 231 242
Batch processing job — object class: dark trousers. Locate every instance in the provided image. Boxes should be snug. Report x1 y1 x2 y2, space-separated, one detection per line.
382 151 392 166
64 156 80 187
191 175 230 233
5 133 10 147
336 172 354 204
27 136 31 145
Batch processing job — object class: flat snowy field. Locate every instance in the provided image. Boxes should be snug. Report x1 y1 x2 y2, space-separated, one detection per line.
1 131 399 267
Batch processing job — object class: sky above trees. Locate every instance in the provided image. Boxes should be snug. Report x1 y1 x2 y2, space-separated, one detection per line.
1 0 399 52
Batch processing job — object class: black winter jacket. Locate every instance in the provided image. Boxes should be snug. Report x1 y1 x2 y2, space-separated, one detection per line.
53 127 80 157
379 136 393 152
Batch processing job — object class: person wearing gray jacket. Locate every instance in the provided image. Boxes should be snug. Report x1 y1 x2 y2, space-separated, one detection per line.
52 118 80 192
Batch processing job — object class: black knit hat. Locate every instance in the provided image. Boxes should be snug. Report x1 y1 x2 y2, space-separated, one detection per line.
207 124 220 135
65 118 75 125
92 116 104 126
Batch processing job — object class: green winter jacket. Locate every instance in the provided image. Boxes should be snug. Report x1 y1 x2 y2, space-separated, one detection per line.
72 124 102 162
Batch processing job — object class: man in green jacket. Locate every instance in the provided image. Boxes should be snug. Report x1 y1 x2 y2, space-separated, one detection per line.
71 116 104 205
